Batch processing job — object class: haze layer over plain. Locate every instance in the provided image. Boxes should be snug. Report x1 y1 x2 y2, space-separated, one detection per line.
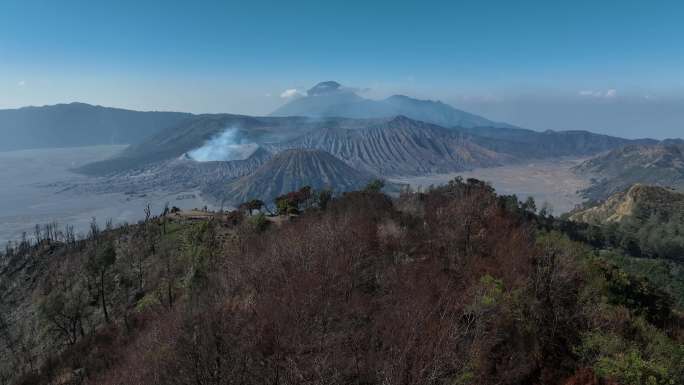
0 146 212 245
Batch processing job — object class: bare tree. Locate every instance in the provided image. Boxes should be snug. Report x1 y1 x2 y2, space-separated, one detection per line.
86 241 117 323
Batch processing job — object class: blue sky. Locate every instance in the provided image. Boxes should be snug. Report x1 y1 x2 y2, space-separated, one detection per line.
1 0 683 138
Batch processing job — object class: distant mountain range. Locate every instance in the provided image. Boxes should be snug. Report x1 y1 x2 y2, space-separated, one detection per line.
0 102 191 151
0 82 516 152
76 114 394 175
4 82 679 206
457 126 656 158
81 112 642 179
574 140 684 201
271 81 514 129
76 114 651 206
71 80 665 205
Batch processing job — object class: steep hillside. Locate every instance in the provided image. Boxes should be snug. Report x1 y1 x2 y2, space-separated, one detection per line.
570 184 684 225
575 141 684 200
2 180 681 385
271 81 512 128
0 103 191 151
270 116 507 176
210 149 375 204
569 183 684 262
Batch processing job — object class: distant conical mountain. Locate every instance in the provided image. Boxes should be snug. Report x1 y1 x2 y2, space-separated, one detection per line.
210 149 375 204
0 102 192 151
271 81 513 129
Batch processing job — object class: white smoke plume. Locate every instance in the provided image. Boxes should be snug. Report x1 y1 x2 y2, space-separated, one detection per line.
280 88 304 99
187 128 259 162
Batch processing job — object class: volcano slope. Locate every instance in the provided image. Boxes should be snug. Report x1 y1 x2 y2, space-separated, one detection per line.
77 110 646 178
269 116 508 176
76 114 313 175
72 110 657 208
208 149 377 204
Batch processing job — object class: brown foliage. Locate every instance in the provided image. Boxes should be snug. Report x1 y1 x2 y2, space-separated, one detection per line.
12 180 602 385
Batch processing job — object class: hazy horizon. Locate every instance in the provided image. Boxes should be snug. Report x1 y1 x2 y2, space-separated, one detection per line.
3 90 681 141
2 0 683 139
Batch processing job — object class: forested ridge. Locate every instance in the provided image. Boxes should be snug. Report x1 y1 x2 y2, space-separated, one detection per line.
1 179 682 385
568 184 684 264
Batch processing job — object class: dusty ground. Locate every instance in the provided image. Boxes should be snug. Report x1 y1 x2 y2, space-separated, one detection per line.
391 158 591 215
0 148 589 246
0 146 215 245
